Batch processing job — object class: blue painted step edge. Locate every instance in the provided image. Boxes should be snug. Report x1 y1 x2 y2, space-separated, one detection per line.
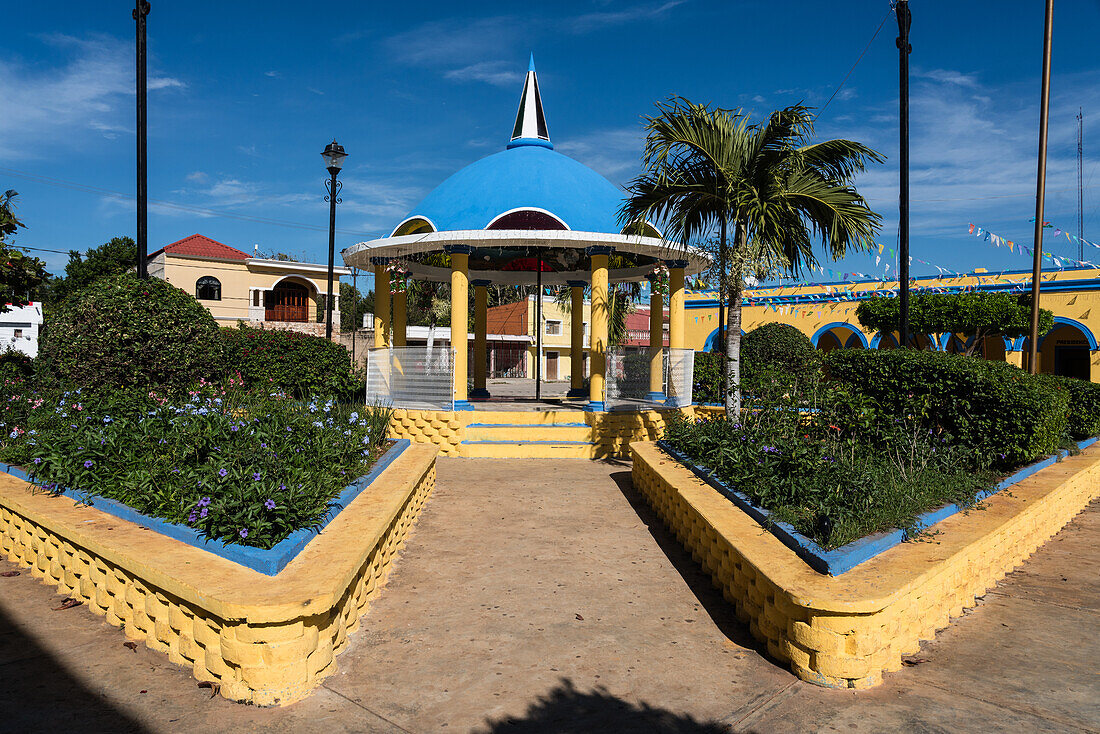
0 439 411 578
460 440 593 445
656 437 1096 577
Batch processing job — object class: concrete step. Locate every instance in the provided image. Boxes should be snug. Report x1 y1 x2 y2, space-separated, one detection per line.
459 440 597 459
466 410 589 426
465 423 592 442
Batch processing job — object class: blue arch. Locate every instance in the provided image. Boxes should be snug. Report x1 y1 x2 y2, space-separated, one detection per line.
870 331 899 349
703 325 745 352
1037 316 1098 350
811 322 869 349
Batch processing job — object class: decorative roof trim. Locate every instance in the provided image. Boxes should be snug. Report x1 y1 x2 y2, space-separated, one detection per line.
509 56 551 148
485 206 570 231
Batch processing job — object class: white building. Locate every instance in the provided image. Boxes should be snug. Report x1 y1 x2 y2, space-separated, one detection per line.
0 302 44 358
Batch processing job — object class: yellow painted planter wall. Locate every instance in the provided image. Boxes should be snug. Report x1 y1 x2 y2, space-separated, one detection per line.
388 407 692 458
0 444 438 706
631 441 1100 689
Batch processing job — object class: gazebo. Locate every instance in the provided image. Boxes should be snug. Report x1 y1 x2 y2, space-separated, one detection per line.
342 59 708 449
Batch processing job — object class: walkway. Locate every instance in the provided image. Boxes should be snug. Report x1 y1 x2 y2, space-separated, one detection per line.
0 461 1097 732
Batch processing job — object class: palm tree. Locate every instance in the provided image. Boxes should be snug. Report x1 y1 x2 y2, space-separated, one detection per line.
620 99 883 420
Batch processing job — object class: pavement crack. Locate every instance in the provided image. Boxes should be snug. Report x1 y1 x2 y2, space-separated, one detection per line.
321 683 416 733
723 679 800 731
917 678 1100 733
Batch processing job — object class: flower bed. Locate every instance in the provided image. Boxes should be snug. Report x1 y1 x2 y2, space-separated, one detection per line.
0 379 392 550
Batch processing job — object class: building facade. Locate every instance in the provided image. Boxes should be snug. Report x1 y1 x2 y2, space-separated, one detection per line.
0 303 43 358
682 266 1100 381
148 234 350 336
486 295 592 381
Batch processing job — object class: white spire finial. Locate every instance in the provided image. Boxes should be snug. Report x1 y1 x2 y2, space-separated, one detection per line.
509 55 551 149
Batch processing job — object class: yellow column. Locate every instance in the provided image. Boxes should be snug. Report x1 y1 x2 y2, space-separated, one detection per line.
647 284 665 401
588 248 610 410
392 291 407 347
668 261 685 350
471 281 490 400
372 259 390 348
1006 350 1024 370
567 281 587 399
448 247 472 409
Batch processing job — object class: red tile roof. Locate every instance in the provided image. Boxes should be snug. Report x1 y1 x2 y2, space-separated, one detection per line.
148 234 251 261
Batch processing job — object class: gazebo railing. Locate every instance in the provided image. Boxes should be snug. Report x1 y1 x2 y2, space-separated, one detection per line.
605 347 694 410
365 346 455 410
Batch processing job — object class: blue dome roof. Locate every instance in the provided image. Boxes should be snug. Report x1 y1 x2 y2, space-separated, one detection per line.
397 145 626 235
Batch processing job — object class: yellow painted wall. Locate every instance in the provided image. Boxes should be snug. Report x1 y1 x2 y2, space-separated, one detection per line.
158 255 340 324
682 268 1100 381
523 297 592 380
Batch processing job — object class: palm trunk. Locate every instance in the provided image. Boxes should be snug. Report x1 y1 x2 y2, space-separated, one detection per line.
725 222 745 421
718 216 727 401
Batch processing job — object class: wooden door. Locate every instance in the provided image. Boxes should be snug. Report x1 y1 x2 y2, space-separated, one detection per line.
546 351 558 380
266 282 310 322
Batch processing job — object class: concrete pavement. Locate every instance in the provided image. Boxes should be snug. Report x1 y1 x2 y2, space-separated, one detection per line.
1 459 1097 733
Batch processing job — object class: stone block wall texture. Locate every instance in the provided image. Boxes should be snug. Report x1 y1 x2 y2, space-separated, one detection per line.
0 444 437 706
631 441 1100 689
389 408 466 456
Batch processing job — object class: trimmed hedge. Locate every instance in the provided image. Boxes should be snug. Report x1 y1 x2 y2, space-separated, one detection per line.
741 322 822 379
693 323 821 404
825 349 1068 469
1049 376 1100 439
223 324 360 399
39 273 225 393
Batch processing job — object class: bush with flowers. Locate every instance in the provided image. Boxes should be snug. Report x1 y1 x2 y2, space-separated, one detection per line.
663 371 995 549
0 376 393 549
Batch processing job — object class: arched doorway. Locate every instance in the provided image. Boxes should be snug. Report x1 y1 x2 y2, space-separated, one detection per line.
1039 323 1092 379
811 322 867 351
817 331 842 352
266 281 311 323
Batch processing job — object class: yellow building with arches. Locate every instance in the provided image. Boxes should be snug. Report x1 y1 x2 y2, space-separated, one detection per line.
683 266 1100 382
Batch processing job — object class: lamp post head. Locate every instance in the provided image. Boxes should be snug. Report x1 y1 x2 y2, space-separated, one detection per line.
321 140 347 174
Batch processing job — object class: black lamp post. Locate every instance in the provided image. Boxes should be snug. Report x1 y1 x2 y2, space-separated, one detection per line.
322 140 347 340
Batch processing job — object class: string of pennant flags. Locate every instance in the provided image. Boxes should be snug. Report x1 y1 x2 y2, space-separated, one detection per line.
967 222 1100 269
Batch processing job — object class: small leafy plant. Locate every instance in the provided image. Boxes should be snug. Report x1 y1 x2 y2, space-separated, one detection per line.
0 378 393 549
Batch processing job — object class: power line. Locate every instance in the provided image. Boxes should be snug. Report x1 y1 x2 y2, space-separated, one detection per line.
815 6 893 122
0 166 385 239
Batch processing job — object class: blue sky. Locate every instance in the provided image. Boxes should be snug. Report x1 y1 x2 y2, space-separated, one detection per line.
3 1 1100 293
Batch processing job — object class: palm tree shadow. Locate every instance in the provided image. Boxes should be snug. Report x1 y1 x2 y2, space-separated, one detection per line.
475 678 731 733
608 469 774 661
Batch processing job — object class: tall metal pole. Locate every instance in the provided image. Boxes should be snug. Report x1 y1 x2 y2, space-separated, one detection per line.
1078 108 1085 261
1028 0 1054 375
134 1 150 278
896 0 911 348
351 268 358 365
325 166 339 341
535 251 543 401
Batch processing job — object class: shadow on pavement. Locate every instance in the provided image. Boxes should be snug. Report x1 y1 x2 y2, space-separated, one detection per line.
0 595 149 734
608 469 774 660
474 677 731 733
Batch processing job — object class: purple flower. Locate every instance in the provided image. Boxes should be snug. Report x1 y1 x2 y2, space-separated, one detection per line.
32 457 41 465
264 499 276 510
231 425 239 432
761 446 781 455
83 459 94 468
198 496 211 507
218 468 228 477
239 529 248 539
200 507 208 518
188 511 197 523
252 472 261 481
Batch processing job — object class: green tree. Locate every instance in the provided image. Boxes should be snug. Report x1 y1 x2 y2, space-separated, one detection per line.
0 190 50 312
339 281 374 332
856 292 1053 355
621 100 882 419
48 236 137 304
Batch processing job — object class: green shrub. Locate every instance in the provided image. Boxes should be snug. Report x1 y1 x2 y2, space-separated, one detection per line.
741 322 822 379
1047 376 1100 439
0 351 33 382
38 273 224 393
223 324 359 399
0 381 393 549
692 323 821 404
825 349 1068 468
693 351 723 404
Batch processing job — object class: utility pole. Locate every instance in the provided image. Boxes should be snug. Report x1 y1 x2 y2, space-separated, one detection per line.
1078 108 1085 261
1028 0 1054 375
896 0 911 348
134 1 151 278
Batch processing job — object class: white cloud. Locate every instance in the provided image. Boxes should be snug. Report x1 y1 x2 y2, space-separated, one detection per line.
568 0 688 33
444 61 523 88
185 171 209 183
264 70 281 79
0 34 185 159
555 127 643 183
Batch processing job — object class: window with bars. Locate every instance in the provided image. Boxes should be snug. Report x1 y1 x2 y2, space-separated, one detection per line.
196 276 221 301
545 319 562 336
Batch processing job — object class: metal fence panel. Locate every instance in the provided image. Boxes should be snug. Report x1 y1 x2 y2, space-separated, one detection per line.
365 346 454 410
604 346 694 410
664 348 694 408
